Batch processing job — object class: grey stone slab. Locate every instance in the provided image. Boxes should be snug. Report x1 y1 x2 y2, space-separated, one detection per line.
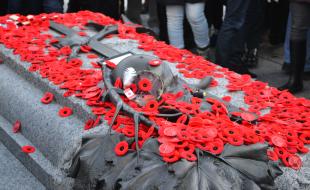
0 142 45 190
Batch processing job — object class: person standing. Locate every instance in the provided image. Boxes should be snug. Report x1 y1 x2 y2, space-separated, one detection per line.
279 0 310 93
215 0 257 78
67 0 121 20
157 0 210 57
43 0 63 13
126 0 143 24
282 12 310 74
7 0 42 15
0 0 8 16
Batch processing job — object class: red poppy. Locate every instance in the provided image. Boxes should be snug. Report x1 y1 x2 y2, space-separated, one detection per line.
299 133 310 144
144 100 159 112
207 140 224 155
271 135 287 148
12 120 21 133
87 54 98 59
227 136 243 146
240 112 257 122
114 77 123 89
58 107 73 117
222 96 232 102
163 151 180 163
105 60 117 69
180 151 197 162
138 78 153 92
288 155 302 170
115 141 129 156
21 145 36 154
163 127 178 137
159 143 175 157
149 59 162 66
177 114 188 124
267 150 279 161
84 119 95 130
41 92 54 104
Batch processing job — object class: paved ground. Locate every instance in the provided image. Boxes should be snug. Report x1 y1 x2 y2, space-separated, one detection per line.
0 142 45 190
253 42 310 99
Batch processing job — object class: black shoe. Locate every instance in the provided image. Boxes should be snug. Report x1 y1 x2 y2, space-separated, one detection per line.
231 65 257 79
279 80 303 93
278 40 307 94
244 48 258 68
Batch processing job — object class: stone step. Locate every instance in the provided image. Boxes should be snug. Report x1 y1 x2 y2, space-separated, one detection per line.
0 142 45 190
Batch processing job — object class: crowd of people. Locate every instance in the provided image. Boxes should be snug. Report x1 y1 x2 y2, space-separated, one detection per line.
0 0 309 94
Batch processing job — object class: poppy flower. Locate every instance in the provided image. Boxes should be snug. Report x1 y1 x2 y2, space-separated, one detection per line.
114 141 129 156
163 151 180 163
288 155 302 170
240 112 258 122
149 59 162 66
271 135 287 148
299 133 310 144
105 60 117 69
159 143 175 157
207 141 224 155
180 151 197 162
22 145 35 154
145 100 159 112
138 78 153 92
41 92 54 104
84 119 95 130
58 107 73 117
12 120 21 133
267 150 279 161
114 77 123 89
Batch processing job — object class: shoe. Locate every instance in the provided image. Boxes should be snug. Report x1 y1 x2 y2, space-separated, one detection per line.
228 54 257 79
244 48 259 68
279 40 307 94
196 46 211 59
278 80 303 93
230 65 257 79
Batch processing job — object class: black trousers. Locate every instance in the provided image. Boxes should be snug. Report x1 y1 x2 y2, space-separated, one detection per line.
290 2 310 41
266 0 289 45
68 0 121 20
0 0 8 16
205 0 223 30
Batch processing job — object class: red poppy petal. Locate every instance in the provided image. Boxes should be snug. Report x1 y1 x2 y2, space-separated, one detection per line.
21 145 35 154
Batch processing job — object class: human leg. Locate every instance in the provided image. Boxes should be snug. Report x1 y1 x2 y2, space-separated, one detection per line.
166 5 185 48
185 2 209 49
126 0 142 24
215 0 250 68
43 0 63 13
7 0 23 14
279 2 310 93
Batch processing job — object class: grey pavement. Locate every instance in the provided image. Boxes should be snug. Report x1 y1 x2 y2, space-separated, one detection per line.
0 142 45 190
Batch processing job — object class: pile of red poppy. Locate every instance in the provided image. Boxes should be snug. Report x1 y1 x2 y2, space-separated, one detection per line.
0 11 309 170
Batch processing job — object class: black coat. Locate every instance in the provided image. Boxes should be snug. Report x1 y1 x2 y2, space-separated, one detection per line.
157 0 205 5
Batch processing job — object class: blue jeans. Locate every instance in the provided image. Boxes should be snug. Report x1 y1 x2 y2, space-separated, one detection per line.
43 0 63 13
215 0 252 67
284 13 310 72
166 3 209 49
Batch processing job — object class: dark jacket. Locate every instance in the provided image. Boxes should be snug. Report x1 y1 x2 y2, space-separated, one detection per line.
157 0 205 5
291 0 310 3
